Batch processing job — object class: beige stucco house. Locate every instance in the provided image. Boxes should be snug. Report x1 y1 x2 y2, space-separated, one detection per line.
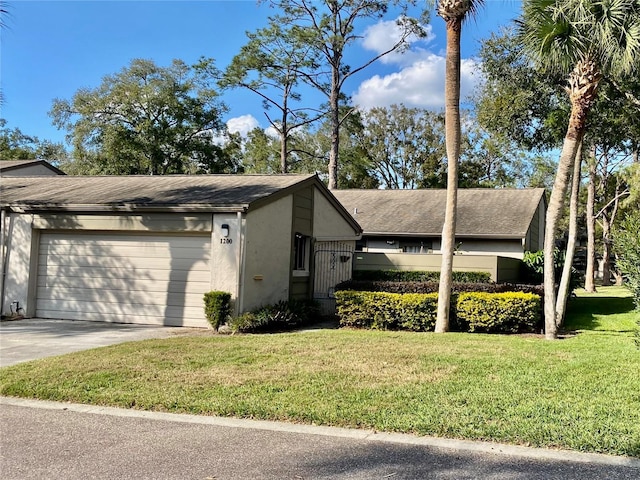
0 174 361 327
333 188 546 282
0 159 66 176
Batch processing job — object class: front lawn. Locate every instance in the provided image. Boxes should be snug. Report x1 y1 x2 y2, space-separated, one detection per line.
1 286 639 457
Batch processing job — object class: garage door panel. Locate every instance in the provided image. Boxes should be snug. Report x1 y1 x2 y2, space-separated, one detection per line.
36 300 204 319
39 244 210 261
38 254 211 271
37 288 207 307
34 309 206 327
37 232 212 327
37 266 211 285
38 282 209 300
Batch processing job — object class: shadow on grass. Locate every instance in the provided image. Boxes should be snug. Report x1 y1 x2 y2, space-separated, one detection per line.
564 296 636 333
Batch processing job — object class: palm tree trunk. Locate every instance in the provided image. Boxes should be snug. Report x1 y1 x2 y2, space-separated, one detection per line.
584 149 597 293
543 106 586 339
436 18 462 333
555 140 582 325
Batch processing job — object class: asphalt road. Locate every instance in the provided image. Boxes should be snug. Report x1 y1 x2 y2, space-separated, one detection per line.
1 398 638 480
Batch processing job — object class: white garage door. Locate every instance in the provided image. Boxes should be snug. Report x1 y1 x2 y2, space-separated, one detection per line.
36 232 211 327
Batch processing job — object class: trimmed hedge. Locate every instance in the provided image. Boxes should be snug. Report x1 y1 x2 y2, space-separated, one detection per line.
353 270 492 283
335 290 541 334
203 291 232 330
456 292 541 333
336 280 544 296
335 291 438 331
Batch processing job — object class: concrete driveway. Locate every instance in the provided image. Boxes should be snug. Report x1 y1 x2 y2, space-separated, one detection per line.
0 318 188 367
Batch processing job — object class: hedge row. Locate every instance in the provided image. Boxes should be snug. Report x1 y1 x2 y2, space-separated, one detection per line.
335 290 541 334
352 270 492 283
336 280 544 296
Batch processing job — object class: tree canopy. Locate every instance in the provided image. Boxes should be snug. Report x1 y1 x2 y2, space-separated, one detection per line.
0 119 68 162
50 58 235 175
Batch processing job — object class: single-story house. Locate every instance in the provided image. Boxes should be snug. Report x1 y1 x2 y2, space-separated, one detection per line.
333 188 546 259
0 159 66 176
0 174 361 327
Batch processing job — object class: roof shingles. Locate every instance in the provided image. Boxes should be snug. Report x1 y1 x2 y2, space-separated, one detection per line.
332 189 545 238
0 174 317 210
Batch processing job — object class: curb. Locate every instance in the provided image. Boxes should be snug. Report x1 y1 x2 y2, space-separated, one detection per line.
2 396 638 468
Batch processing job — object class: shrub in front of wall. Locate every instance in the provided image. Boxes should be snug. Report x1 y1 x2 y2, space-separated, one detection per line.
335 280 544 297
352 270 492 283
456 292 541 334
229 299 320 333
335 290 438 332
203 291 232 330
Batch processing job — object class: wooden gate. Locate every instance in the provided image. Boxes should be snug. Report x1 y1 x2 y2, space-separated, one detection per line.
313 241 354 315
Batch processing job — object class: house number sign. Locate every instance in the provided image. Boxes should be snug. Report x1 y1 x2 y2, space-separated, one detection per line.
220 238 233 245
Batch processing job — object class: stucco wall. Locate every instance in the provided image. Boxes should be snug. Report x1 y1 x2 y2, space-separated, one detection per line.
210 214 241 308
353 252 523 283
32 213 212 232
241 195 293 312
2 213 36 316
313 189 360 240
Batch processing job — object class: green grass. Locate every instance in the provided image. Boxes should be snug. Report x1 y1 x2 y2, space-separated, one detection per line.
1 286 639 456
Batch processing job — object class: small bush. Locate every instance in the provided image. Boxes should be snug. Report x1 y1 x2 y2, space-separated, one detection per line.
353 270 492 283
456 292 541 334
335 290 438 332
203 291 232 330
230 299 319 333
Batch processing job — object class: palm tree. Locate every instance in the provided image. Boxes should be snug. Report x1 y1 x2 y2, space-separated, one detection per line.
435 0 484 333
518 0 640 339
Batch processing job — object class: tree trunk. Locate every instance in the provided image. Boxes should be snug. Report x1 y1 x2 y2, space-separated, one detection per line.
584 150 597 293
328 68 340 190
435 19 462 333
601 215 612 286
280 95 288 174
555 140 582 326
543 109 586 340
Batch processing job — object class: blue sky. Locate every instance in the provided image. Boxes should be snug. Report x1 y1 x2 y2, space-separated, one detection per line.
1 1 523 146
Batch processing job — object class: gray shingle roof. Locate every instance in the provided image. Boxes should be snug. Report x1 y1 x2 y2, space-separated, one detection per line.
0 174 318 211
0 159 65 175
332 189 545 238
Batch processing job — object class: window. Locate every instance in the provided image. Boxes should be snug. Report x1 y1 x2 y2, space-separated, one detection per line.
294 233 309 271
401 240 433 254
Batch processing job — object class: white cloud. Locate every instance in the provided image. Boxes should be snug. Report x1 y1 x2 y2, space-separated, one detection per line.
226 114 259 138
352 54 482 111
361 18 435 66
354 17 483 111
264 125 280 139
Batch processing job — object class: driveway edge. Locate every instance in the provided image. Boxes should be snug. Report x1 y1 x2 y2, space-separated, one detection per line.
2 396 638 468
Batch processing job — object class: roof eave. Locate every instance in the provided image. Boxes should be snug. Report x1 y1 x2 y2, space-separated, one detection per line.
2 203 250 213
364 232 526 239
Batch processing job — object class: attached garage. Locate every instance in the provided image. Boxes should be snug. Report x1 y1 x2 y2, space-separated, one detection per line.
36 232 211 327
0 174 362 326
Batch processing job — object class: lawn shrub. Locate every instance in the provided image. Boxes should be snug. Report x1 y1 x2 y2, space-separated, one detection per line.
336 280 543 296
335 291 438 331
230 299 319 333
352 270 492 283
456 292 541 333
203 291 232 330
